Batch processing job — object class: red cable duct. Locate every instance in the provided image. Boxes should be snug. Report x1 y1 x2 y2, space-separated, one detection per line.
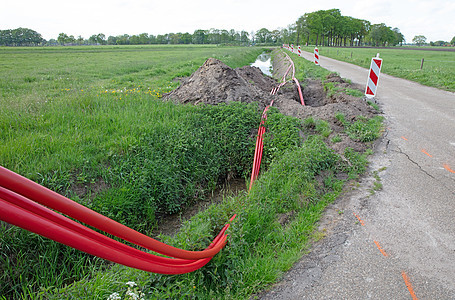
0 167 235 274
249 50 305 190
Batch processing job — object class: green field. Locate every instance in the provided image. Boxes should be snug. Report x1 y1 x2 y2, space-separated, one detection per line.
0 45 381 299
301 46 455 92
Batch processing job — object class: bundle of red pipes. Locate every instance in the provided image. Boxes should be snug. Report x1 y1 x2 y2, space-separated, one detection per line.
249 52 304 190
0 166 235 274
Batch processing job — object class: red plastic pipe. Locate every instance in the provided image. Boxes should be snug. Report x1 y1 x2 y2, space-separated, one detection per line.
0 166 230 260
0 196 216 274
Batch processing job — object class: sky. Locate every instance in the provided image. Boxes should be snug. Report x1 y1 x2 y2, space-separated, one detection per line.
2 0 454 43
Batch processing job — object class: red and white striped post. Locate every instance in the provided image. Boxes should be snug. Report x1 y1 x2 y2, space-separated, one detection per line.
314 47 319 65
298 45 302 57
291 44 294 53
365 53 383 99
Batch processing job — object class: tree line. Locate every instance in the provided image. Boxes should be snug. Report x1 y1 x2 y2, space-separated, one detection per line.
51 29 252 46
0 28 44 46
2 9 454 47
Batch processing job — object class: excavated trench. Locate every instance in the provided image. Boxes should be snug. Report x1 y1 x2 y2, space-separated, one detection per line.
164 50 378 154
158 50 379 234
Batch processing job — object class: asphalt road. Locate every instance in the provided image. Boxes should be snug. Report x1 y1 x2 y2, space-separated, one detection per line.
260 51 455 299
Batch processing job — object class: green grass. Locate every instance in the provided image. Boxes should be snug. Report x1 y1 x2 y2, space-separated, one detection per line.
300 46 455 92
1 46 383 299
0 45 266 298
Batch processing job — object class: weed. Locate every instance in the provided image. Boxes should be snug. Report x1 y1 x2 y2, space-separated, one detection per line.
336 113 384 143
367 100 380 111
345 88 364 98
331 134 342 143
315 120 332 138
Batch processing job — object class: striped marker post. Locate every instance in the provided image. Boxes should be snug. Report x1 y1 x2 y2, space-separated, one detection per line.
298 45 302 57
314 47 319 65
365 53 383 99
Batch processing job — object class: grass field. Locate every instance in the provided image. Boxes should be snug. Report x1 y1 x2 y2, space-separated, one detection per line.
0 45 382 299
301 46 455 92
0 45 265 298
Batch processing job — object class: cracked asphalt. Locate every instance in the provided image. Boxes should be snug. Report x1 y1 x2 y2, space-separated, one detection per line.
259 51 455 299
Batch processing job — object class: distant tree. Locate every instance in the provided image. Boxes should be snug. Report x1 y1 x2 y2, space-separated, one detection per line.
76 35 85 45
368 23 396 46
107 36 117 45
432 40 447 46
57 33 70 45
208 28 221 44
255 28 271 43
450 36 455 46
271 29 281 44
240 31 249 45
412 35 427 46
193 29 207 44
181 32 192 44
120 34 131 45
392 27 405 46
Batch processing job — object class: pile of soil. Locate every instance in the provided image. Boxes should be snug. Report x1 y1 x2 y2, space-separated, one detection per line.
165 52 379 155
164 58 276 110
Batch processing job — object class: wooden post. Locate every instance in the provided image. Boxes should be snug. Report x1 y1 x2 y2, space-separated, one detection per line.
420 58 424 70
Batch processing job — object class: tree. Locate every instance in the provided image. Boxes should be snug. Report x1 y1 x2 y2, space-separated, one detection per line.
392 28 405 46
57 33 70 45
450 36 455 46
240 31 249 45
368 23 396 46
193 29 207 44
412 35 427 46
181 32 192 44
255 28 271 43
0 28 44 46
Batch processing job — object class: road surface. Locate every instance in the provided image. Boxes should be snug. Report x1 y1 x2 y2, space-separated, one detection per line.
260 51 455 299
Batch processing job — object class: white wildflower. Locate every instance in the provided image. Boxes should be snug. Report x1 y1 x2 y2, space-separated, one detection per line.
107 292 121 300
125 281 137 287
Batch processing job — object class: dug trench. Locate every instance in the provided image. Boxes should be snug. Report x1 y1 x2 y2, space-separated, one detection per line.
158 49 379 235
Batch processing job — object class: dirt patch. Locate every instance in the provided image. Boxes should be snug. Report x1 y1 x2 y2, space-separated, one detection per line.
154 179 246 237
71 177 110 200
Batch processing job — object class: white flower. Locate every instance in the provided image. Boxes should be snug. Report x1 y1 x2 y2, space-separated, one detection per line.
107 292 121 300
125 281 137 288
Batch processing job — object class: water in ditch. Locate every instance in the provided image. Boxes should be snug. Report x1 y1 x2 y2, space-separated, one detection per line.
251 52 272 77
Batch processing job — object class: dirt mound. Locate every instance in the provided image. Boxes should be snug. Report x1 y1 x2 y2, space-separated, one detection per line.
164 58 274 109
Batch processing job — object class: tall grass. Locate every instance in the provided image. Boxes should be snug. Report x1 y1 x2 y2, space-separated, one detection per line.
0 45 265 298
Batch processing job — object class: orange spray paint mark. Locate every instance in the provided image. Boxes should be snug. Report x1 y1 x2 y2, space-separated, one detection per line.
353 212 365 226
402 271 418 300
443 164 455 174
401 136 408 141
421 149 432 158
373 240 388 257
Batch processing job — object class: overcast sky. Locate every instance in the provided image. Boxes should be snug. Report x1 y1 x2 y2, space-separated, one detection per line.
2 0 454 43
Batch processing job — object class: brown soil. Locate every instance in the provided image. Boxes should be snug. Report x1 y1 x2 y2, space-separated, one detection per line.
164 58 275 111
